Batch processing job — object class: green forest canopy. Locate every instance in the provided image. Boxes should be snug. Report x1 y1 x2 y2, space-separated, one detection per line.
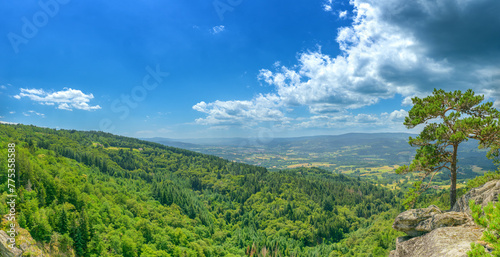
0 124 406 256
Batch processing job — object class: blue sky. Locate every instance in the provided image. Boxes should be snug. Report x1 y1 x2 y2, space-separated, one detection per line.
1 0 500 139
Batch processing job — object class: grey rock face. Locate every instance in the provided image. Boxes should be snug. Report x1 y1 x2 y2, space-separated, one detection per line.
452 180 500 217
392 205 471 236
389 226 484 257
415 211 472 233
390 180 500 256
0 230 22 257
392 205 442 236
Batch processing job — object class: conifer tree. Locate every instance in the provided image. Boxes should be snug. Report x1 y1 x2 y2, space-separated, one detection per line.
397 89 500 208
58 207 68 234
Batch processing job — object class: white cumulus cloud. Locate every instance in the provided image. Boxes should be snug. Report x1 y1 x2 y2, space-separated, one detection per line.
22 110 45 117
14 88 101 111
0 121 18 125
193 94 287 127
382 109 408 121
211 25 225 34
338 10 348 18
194 0 500 129
323 0 333 12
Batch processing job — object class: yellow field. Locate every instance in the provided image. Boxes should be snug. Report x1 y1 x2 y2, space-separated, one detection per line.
359 165 398 173
287 163 312 168
378 184 401 190
336 165 399 175
92 142 141 151
286 161 335 169
439 184 466 190
311 162 335 167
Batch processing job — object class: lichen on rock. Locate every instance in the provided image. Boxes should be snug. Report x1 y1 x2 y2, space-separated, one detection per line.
452 180 500 217
392 205 473 237
390 180 500 256
389 226 484 257
0 218 46 257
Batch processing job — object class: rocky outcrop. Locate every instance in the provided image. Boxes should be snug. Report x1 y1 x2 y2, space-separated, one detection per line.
451 180 500 217
0 219 46 257
389 226 484 257
390 180 500 257
0 230 22 257
392 205 472 237
415 211 472 232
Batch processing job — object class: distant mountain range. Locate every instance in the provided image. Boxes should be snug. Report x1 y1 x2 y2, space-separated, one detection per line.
141 137 200 149
144 133 415 147
144 133 497 176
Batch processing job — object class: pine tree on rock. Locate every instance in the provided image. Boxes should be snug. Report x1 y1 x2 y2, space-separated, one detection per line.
396 89 500 208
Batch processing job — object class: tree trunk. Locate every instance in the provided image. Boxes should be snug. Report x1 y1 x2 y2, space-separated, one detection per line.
450 144 458 208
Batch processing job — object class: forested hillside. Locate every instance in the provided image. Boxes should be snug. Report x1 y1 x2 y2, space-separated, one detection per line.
0 124 404 256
